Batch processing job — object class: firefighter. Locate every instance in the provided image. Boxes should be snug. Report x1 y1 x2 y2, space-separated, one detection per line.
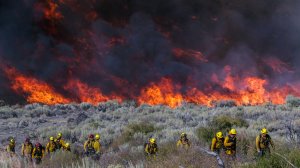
46 137 57 153
144 138 158 158
94 134 101 154
84 134 96 156
55 132 65 150
6 138 15 154
256 128 275 157
224 129 237 157
32 143 45 164
21 138 33 161
177 132 191 149
211 131 224 154
63 143 71 152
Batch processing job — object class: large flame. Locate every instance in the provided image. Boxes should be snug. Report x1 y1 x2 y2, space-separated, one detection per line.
4 67 70 105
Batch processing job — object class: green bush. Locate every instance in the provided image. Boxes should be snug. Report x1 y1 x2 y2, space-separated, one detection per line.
123 123 157 142
195 127 217 144
210 115 249 131
286 95 300 107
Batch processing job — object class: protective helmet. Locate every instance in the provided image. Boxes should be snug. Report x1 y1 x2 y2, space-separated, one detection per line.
25 137 30 142
35 143 42 148
57 132 62 138
50 137 54 141
89 134 94 139
216 132 223 138
149 138 156 144
261 128 268 134
65 143 70 148
95 134 100 140
229 129 237 135
181 132 187 137
10 139 15 143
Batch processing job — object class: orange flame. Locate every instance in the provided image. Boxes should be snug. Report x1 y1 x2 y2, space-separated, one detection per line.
263 57 293 73
138 78 183 108
44 0 64 21
64 79 121 105
4 67 70 105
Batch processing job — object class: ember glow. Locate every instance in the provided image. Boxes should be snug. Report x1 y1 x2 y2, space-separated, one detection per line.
1 0 300 107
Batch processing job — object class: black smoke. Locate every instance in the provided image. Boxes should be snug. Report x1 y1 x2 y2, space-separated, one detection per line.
0 0 300 104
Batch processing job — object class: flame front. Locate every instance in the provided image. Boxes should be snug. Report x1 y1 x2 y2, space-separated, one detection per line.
4 67 70 105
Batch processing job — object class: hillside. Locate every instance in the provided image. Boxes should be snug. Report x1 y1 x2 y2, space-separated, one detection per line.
0 99 300 167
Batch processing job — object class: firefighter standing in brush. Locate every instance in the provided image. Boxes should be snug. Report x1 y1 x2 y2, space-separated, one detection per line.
63 143 71 152
55 132 65 150
32 143 45 164
94 134 101 154
224 129 237 157
6 138 15 154
84 134 96 156
46 137 57 154
211 131 224 154
177 133 191 149
256 128 275 157
144 138 158 158
21 138 34 161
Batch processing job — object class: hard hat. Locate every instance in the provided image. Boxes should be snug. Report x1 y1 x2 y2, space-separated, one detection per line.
50 137 54 141
149 138 156 144
10 139 15 143
261 128 268 134
216 132 223 138
89 134 94 139
65 143 70 148
35 143 42 148
229 129 237 135
95 134 100 140
181 132 187 137
25 137 30 142
57 132 62 138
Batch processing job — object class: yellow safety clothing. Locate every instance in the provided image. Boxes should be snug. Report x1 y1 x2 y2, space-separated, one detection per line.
256 134 274 152
6 142 15 153
84 140 95 152
224 135 236 156
22 142 33 156
93 140 101 154
211 136 224 152
177 139 191 149
145 143 158 155
55 138 65 149
46 141 57 153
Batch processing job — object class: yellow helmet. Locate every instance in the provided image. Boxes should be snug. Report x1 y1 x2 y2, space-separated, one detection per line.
57 133 62 138
50 136 54 141
95 134 100 140
181 132 187 137
65 143 70 148
216 132 223 138
10 139 15 143
149 138 156 144
229 129 237 135
261 128 268 134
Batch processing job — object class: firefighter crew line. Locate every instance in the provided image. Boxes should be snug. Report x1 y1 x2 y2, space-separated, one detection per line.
5 128 274 164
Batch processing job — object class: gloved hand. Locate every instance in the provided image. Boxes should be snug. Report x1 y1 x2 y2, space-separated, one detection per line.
257 150 263 157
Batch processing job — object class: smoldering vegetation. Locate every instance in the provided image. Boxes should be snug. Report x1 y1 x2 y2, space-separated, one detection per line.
0 97 300 167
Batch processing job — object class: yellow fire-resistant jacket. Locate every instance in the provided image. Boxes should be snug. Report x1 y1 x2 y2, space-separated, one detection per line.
22 143 33 156
93 140 101 154
55 138 65 149
46 141 57 153
32 147 45 159
224 135 236 155
84 140 95 152
6 143 15 153
177 139 191 149
211 137 224 151
145 143 158 155
256 134 274 152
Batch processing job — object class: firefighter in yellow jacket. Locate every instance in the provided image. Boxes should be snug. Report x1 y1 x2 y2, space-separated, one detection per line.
177 133 191 149
94 134 101 154
256 128 275 157
63 143 71 152
211 131 224 154
6 138 15 154
32 143 45 164
46 137 57 153
144 138 158 158
55 132 65 150
224 129 237 157
84 134 96 156
21 138 33 161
